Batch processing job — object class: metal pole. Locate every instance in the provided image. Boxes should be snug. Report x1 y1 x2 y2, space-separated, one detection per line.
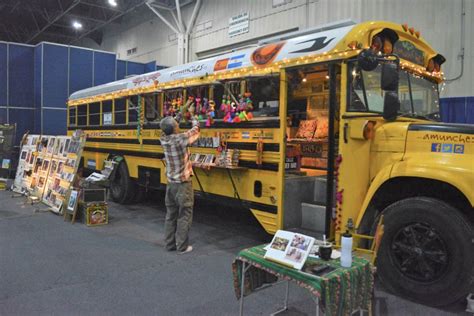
174 0 184 32
146 2 180 34
239 262 246 316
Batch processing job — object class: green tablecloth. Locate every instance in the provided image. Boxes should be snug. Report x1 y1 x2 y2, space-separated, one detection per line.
232 244 373 316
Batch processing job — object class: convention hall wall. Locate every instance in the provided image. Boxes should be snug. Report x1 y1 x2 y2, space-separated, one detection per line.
0 42 154 141
80 0 473 123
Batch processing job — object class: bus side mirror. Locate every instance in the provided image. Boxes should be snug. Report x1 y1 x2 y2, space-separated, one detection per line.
383 91 400 121
381 62 399 90
357 49 379 71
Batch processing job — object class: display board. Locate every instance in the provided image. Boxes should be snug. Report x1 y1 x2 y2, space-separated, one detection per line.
12 131 86 213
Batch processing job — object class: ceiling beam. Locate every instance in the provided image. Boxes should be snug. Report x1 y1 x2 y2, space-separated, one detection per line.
70 0 147 44
27 0 81 44
79 1 123 13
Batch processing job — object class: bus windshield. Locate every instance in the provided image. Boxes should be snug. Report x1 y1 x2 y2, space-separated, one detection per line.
349 63 441 121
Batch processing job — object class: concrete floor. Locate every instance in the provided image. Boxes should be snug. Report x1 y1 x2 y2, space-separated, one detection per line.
0 190 468 316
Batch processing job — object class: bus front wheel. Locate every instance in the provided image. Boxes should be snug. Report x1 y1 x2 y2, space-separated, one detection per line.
110 161 135 204
377 197 473 306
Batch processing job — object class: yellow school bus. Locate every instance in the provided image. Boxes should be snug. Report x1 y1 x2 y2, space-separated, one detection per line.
67 21 473 305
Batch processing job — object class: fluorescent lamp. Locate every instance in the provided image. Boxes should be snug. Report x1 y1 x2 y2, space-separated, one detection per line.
108 0 117 6
72 21 83 29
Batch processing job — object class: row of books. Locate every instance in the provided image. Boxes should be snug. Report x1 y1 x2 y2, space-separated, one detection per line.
190 149 241 168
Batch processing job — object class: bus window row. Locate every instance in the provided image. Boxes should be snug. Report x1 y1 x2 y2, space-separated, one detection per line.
68 76 281 127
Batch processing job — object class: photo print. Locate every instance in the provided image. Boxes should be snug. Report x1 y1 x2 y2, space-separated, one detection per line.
63 139 70 157
285 247 304 263
67 190 79 212
290 234 311 251
51 160 58 174
57 161 64 174
30 176 37 189
42 159 50 172
47 137 55 154
204 154 215 165
28 152 35 165
53 178 61 191
197 154 206 165
58 139 65 155
34 158 43 173
38 176 45 188
65 158 76 168
68 140 80 154
270 237 289 251
53 138 60 155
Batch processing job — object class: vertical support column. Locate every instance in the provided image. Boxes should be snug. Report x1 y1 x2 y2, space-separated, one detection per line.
325 64 337 236
277 69 288 230
177 33 187 65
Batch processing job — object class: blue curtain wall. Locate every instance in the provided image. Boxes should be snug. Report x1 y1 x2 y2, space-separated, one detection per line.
8 44 34 108
93 51 116 86
69 47 93 94
0 41 163 139
440 97 474 124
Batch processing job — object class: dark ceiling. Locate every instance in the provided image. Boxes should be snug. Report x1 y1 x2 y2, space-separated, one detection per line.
0 0 155 45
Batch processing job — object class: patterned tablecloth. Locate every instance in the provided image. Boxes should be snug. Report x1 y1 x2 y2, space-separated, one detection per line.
232 244 374 316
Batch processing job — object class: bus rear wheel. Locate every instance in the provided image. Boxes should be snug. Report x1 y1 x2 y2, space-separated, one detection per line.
377 197 474 306
110 161 135 204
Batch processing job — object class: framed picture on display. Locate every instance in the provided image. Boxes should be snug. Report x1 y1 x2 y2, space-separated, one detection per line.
67 190 79 212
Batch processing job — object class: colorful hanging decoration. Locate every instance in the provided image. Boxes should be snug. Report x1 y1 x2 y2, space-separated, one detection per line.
206 100 216 127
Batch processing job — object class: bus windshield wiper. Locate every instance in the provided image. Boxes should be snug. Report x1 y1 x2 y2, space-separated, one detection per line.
398 113 435 121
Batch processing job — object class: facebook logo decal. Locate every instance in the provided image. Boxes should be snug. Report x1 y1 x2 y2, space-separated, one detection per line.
431 143 441 152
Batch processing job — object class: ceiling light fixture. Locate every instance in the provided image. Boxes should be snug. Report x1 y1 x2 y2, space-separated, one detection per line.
108 0 117 6
72 21 83 29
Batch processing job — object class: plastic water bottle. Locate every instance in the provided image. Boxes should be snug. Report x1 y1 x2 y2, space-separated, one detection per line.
340 231 353 268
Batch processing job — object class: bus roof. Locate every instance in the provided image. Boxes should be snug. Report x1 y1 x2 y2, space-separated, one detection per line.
69 22 355 101
69 20 442 102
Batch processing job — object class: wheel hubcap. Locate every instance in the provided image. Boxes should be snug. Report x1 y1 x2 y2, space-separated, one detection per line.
391 222 449 283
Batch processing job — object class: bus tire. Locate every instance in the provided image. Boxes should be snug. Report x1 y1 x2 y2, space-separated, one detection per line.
377 197 474 306
110 161 135 204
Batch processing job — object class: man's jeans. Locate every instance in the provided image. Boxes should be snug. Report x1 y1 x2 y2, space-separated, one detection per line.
164 181 194 251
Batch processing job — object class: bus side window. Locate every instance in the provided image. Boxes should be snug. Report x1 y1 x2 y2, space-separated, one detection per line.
247 76 280 117
144 93 160 122
128 95 139 124
115 98 126 124
89 102 101 126
102 100 113 125
212 84 224 118
77 104 87 126
69 106 77 127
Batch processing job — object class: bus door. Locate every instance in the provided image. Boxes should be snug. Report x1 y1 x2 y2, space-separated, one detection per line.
283 63 341 237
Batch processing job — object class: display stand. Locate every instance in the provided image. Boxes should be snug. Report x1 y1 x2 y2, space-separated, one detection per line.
232 244 374 316
10 131 86 215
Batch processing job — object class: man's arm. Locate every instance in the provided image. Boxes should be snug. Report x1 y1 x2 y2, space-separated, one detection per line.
181 121 200 146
